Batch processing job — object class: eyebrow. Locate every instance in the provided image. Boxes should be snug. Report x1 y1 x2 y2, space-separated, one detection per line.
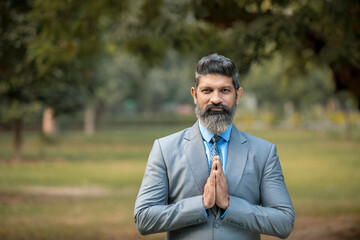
199 85 233 89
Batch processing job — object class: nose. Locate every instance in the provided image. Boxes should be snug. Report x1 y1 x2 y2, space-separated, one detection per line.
210 91 222 104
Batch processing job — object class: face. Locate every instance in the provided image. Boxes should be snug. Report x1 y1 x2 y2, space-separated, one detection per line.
191 74 243 133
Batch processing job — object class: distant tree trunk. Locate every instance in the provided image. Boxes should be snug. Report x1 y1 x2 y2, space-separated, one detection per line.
95 101 105 129
84 106 95 135
42 107 57 136
13 119 22 162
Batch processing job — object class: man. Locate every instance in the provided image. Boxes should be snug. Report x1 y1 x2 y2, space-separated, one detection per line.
134 53 295 239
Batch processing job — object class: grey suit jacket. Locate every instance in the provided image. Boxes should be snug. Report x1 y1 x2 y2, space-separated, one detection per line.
134 122 295 240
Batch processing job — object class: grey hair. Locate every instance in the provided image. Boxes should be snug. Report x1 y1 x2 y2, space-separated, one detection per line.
195 53 240 90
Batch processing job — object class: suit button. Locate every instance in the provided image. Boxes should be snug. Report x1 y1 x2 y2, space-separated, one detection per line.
197 219 202 222
214 222 219 229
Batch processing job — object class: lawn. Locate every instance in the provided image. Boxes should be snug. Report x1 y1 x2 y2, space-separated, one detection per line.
0 124 359 239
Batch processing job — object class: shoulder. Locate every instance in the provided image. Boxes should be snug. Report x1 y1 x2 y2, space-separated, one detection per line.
155 126 192 150
241 131 273 146
232 128 275 154
233 129 279 171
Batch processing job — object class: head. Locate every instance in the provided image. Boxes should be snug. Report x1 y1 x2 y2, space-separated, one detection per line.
191 53 243 134
194 53 240 92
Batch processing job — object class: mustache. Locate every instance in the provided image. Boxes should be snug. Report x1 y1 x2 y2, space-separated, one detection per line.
204 103 231 114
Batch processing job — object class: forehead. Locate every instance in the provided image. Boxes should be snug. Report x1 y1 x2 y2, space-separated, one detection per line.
198 74 233 88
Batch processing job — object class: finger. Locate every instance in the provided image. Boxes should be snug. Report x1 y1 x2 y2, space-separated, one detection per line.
214 170 218 179
216 174 226 193
215 170 222 185
212 160 217 171
217 168 225 182
215 169 226 186
206 171 213 182
213 156 221 165
213 156 220 164
210 170 216 184
219 173 228 191
212 156 219 169
212 156 220 170
214 158 223 173
215 171 219 183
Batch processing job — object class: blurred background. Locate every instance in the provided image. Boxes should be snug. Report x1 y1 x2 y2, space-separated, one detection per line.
0 0 359 239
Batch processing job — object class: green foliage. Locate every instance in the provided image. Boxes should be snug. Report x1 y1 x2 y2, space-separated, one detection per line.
0 0 130 159
243 53 334 112
0 101 41 123
124 0 359 106
28 0 126 75
0 0 39 122
0 0 129 122
27 0 127 115
99 50 196 113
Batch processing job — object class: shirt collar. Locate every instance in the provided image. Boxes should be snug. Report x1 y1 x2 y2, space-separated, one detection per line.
198 121 232 143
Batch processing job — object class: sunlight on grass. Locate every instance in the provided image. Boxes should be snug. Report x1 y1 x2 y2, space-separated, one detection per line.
0 161 146 189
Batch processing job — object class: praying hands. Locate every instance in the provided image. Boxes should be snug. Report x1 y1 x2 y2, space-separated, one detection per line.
202 156 229 210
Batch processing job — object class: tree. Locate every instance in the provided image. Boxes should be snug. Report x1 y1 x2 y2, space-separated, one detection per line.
0 0 40 161
0 0 127 161
28 0 128 116
125 0 360 107
28 0 129 136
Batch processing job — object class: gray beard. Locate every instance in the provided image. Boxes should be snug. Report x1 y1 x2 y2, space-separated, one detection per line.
195 101 237 134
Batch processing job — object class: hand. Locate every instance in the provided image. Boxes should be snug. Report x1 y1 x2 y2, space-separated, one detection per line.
202 162 216 209
213 156 229 210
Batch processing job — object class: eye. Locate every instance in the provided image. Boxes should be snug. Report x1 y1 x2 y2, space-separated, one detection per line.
221 88 231 93
202 88 212 93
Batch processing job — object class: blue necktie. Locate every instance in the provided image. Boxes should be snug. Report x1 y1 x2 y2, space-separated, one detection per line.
209 135 221 173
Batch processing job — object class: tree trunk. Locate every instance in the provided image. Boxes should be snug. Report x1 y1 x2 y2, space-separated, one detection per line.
13 119 22 162
42 107 57 136
95 101 105 130
84 106 95 135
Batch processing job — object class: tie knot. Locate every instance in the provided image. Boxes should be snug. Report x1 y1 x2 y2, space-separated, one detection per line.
211 135 221 143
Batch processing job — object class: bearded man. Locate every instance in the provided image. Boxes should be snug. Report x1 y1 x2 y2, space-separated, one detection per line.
134 54 295 240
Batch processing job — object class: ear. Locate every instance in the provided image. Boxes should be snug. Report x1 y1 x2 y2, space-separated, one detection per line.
236 87 243 105
191 87 197 104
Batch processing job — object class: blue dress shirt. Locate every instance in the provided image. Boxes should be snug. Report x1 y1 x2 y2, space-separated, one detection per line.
198 122 232 173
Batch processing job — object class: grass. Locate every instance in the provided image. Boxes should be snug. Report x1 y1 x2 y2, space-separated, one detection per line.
0 124 359 239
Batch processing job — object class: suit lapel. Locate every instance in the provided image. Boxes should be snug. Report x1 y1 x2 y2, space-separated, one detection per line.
225 126 249 196
183 122 209 195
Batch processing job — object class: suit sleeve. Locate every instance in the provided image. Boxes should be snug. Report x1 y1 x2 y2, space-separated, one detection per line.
222 144 295 239
134 139 208 235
